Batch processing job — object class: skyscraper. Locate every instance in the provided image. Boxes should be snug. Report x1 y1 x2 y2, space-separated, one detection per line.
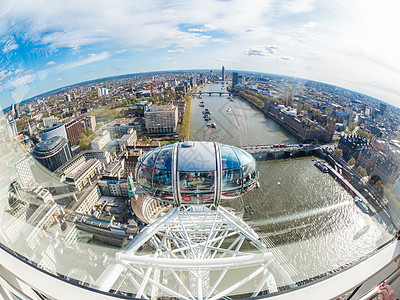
10 103 20 120
222 66 225 81
6 118 18 139
232 72 238 86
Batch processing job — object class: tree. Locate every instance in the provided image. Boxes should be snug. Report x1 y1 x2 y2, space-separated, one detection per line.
313 109 322 117
356 166 368 177
348 158 356 166
356 128 373 141
347 121 357 131
333 148 343 158
373 180 384 195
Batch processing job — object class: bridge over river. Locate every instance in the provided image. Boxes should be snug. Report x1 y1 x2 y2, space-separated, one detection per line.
241 143 333 153
192 91 234 96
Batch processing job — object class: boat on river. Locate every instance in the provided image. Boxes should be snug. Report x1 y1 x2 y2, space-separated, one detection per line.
314 161 329 173
355 196 370 214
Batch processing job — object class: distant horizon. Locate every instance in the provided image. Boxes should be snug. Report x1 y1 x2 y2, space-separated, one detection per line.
5 68 391 113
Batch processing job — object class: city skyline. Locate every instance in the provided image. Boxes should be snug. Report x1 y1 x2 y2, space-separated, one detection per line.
1 0 400 109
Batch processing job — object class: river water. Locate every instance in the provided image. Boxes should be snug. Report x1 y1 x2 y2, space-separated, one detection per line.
190 83 393 286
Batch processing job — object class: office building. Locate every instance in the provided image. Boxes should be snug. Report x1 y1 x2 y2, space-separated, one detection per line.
64 158 103 191
144 105 178 134
232 72 238 86
83 115 96 131
65 118 84 146
222 66 225 81
42 116 58 128
6 118 18 139
40 122 68 142
10 103 20 120
118 130 137 150
91 131 111 151
32 136 72 172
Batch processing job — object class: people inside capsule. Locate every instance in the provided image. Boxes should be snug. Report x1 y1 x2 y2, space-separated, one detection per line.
136 142 259 204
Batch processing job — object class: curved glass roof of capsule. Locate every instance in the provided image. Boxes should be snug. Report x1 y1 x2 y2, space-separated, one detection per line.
136 141 259 205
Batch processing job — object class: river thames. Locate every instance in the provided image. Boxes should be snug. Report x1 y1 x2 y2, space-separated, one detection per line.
190 83 393 287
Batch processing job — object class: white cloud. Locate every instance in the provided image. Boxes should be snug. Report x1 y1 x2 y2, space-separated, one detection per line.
116 49 126 54
45 61 56 66
274 0 317 15
62 52 110 69
188 24 217 32
10 74 35 88
245 45 280 56
167 49 186 53
301 21 317 28
1 36 18 53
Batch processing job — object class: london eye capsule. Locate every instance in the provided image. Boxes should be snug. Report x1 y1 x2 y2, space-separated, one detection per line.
135 141 259 206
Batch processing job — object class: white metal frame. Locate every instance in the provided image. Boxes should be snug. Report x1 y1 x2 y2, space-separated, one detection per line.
94 205 296 299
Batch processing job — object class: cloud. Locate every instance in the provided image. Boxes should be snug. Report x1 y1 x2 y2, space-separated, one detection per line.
274 0 317 15
45 61 56 66
301 21 317 28
10 73 35 89
62 52 110 69
55 77 62 81
1 36 18 53
245 45 280 56
116 49 126 54
209 57 239 63
279 56 293 61
188 24 217 32
167 49 186 53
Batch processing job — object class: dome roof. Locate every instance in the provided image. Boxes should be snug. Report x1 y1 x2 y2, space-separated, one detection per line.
136 141 259 206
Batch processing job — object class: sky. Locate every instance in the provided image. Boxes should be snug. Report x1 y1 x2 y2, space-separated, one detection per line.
1 0 400 109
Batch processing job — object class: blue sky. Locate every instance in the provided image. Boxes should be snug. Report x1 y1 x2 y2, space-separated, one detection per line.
1 0 400 109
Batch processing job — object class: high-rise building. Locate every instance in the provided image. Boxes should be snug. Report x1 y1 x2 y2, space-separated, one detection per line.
83 115 96 131
65 94 71 102
144 105 178 134
97 88 109 97
42 116 58 128
232 72 238 86
6 118 18 139
10 103 20 120
65 118 84 146
380 102 387 113
33 136 72 172
40 122 68 141
222 66 225 81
